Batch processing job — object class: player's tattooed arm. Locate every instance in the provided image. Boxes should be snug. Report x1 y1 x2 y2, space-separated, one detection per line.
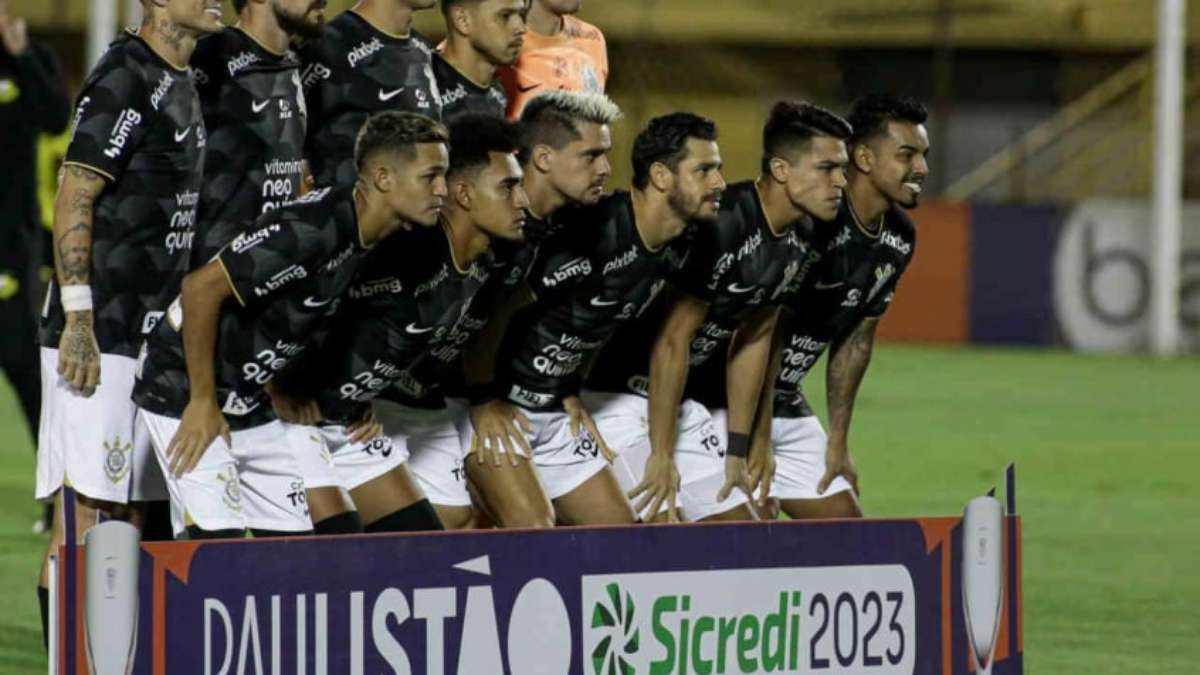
719 305 777 503
52 164 107 395
821 316 878 495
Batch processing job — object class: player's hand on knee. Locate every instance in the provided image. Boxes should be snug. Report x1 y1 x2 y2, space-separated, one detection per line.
747 439 776 509
168 398 231 477
818 437 859 496
562 396 615 463
58 312 102 396
629 452 680 522
346 408 382 444
469 400 531 467
717 455 752 503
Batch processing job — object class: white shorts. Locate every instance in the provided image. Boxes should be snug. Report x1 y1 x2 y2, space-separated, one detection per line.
35 348 167 504
315 421 409 492
286 423 340 489
582 391 749 521
139 410 312 536
378 399 472 507
763 415 853 500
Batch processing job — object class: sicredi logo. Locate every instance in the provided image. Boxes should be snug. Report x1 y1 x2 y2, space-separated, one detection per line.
583 565 916 675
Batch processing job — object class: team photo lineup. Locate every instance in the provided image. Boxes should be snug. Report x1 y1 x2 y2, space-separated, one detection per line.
32 0 933 649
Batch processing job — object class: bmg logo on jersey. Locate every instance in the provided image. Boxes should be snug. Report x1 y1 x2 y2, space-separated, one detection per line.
254 265 308 297
347 38 384 68
104 108 143 159
300 62 331 88
542 256 592 288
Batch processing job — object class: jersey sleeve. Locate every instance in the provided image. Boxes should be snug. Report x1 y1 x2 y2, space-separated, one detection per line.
865 232 916 317
296 39 334 156
216 215 328 307
63 65 150 183
668 219 725 302
523 226 592 299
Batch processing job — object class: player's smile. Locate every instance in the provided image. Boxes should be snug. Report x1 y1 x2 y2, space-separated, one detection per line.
203 2 223 23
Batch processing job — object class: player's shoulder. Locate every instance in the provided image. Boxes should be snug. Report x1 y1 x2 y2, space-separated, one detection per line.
83 32 158 92
717 181 761 228
409 29 436 55
300 11 358 57
563 16 606 44
188 28 243 85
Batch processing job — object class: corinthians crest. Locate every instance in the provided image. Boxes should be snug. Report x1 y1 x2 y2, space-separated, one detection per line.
103 436 132 483
216 471 244 512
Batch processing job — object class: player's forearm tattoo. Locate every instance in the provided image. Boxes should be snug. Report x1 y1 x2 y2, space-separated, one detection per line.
55 167 102 285
57 222 92 283
68 188 93 217
826 318 877 436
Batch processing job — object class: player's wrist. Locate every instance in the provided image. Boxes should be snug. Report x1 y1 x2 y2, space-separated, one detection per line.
60 284 93 313
726 431 750 458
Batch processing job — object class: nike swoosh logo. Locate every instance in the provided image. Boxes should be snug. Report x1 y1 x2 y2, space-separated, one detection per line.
517 83 540 93
814 280 845 290
174 127 191 142
727 283 756 294
303 296 332 308
251 99 270 113
590 297 619 307
378 87 405 102
406 323 435 335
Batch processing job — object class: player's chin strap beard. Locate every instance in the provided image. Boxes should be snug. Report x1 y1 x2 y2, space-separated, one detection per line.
845 192 883 239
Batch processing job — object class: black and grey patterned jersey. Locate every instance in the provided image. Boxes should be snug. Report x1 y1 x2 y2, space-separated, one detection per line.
133 187 371 430
497 192 688 408
771 200 917 418
39 31 205 358
432 53 506 119
298 11 441 187
188 27 306 266
586 180 808 399
284 224 491 423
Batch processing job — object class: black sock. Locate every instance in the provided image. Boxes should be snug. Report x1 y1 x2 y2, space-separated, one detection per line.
185 526 246 540
313 511 364 535
249 528 314 538
140 501 174 542
364 499 444 533
38 586 49 652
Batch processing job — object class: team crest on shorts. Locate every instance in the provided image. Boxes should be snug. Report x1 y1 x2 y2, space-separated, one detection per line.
217 471 244 512
102 437 132 483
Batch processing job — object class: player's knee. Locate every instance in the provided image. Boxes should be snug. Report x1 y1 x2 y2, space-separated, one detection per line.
697 503 759 523
434 506 476 531
493 500 555 529
364 499 444 533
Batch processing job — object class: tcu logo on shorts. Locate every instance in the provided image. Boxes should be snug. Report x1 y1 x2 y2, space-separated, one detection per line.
362 437 392 458
573 429 600 459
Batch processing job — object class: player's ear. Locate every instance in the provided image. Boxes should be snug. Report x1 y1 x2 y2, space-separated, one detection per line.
852 143 874 174
531 144 554 174
450 4 471 35
649 161 673 193
768 156 790 184
372 163 392 193
452 177 472 210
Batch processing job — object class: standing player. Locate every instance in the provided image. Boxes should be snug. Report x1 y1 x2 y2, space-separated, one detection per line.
299 0 441 187
274 114 526 533
496 0 606 119
435 0 525 119
472 112 726 526
750 94 929 519
34 0 220 646
188 0 324 264
585 102 852 522
132 112 449 538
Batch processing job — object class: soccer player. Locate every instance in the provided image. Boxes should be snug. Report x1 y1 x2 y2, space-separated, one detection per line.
472 112 726 526
273 114 527 533
435 0 526 119
188 0 325 264
132 112 449 539
585 102 852 522
750 94 929 519
34 0 220 647
299 0 441 187
496 0 606 118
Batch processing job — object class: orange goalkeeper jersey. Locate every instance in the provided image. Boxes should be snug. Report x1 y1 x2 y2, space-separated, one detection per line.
497 14 608 119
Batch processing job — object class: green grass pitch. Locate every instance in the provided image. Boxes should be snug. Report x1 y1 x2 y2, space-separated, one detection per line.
0 344 1196 673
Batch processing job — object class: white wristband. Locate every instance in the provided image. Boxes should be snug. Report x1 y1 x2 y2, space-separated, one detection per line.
60 284 93 312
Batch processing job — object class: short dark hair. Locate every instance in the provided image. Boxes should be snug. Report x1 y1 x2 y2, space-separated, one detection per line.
441 0 483 15
761 101 852 173
518 90 621 162
232 0 248 13
354 112 450 172
846 94 928 147
631 112 718 190
447 114 519 178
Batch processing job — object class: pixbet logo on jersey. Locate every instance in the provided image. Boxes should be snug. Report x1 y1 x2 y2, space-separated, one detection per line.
347 38 384 68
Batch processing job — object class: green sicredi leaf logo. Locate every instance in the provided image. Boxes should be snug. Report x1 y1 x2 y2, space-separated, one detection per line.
591 582 639 675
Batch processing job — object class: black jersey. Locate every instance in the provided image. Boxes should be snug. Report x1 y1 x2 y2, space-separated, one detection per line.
432 54 506 119
40 32 205 358
497 192 688 408
285 224 491 423
133 187 372 430
770 201 917 418
189 28 306 266
586 181 808 398
298 11 441 187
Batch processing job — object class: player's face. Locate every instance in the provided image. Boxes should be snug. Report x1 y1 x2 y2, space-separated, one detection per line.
386 142 450 227
538 0 581 15
465 152 529 242
667 138 725 226
272 0 326 40
548 121 612 205
784 136 849 222
168 0 224 34
467 0 527 66
870 121 930 209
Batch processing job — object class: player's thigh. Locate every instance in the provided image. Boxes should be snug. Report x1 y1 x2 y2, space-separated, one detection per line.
400 402 474 514
552 467 636 526
281 423 352 522
433 504 476 530
234 421 314 533
678 405 754 522
465 455 554 529
779 491 862 520
350 464 429 526
769 415 854 502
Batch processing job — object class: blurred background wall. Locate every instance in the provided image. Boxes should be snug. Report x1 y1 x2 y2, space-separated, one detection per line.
11 0 1200 352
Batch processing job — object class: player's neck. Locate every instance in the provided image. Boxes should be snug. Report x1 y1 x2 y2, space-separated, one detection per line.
755 177 802 236
353 185 405 246
442 212 491 268
137 15 200 70
526 5 565 37
442 40 497 88
237 10 291 55
523 170 566 221
846 176 888 230
353 0 415 39
631 189 681 252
